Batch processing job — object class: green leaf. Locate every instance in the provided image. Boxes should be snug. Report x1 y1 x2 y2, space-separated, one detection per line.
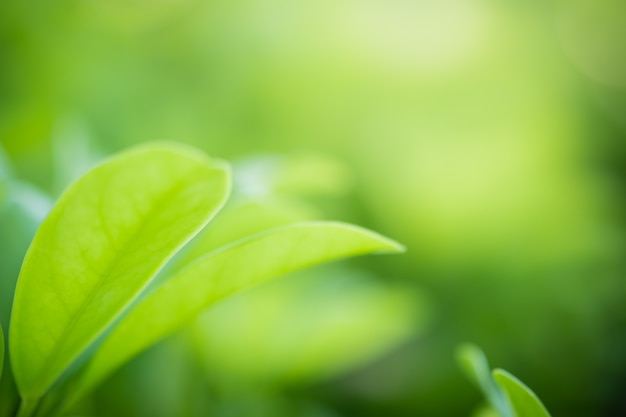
169 199 316 275
9 143 231 400
0 181 52 327
50 116 101 194
72 222 404 404
190 267 424 385
456 344 513 417
493 369 552 417
0 181 50 416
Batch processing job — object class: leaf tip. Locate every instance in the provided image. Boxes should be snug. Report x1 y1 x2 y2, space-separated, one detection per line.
493 368 552 417
354 226 406 254
381 238 406 254
456 342 480 359
312 221 406 254
492 368 518 386
456 342 484 369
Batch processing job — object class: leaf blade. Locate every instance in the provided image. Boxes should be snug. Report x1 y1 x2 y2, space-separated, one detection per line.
74 222 404 401
456 344 513 417
9 143 230 399
493 369 552 417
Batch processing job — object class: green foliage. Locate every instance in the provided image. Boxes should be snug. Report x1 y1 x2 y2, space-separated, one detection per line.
72 222 403 405
470 405 500 417
169 200 316 275
190 267 423 385
10 143 230 401
493 370 551 417
559 0 626 88
3 143 404 416
1 0 625 415
0 153 54 417
458 345 552 417
457 344 513 417
0 182 52 330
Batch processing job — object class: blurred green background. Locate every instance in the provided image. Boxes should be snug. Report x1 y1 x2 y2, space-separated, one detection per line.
1 0 626 416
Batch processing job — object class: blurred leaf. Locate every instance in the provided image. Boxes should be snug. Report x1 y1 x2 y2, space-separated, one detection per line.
272 153 353 197
50 115 102 194
0 181 52 224
10 143 230 400
234 154 352 199
0 181 49 417
71 222 404 406
559 0 626 88
0 145 11 181
470 404 500 417
191 267 424 386
457 344 513 417
0 181 51 330
493 369 552 417
169 151 346 278
458 345 552 417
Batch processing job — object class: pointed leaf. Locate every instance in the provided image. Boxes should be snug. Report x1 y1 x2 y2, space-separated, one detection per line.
73 222 404 402
10 143 230 399
456 344 513 417
493 369 552 417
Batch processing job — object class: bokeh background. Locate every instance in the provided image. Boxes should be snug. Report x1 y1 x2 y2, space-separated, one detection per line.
1 0 626 416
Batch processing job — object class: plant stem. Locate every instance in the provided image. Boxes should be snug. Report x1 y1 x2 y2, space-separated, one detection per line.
16 398 38 417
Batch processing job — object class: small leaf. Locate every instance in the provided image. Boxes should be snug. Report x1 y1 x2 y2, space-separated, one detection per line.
456 344 513 417
72 222 404 403
493 369 552 417
10 143 231 400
